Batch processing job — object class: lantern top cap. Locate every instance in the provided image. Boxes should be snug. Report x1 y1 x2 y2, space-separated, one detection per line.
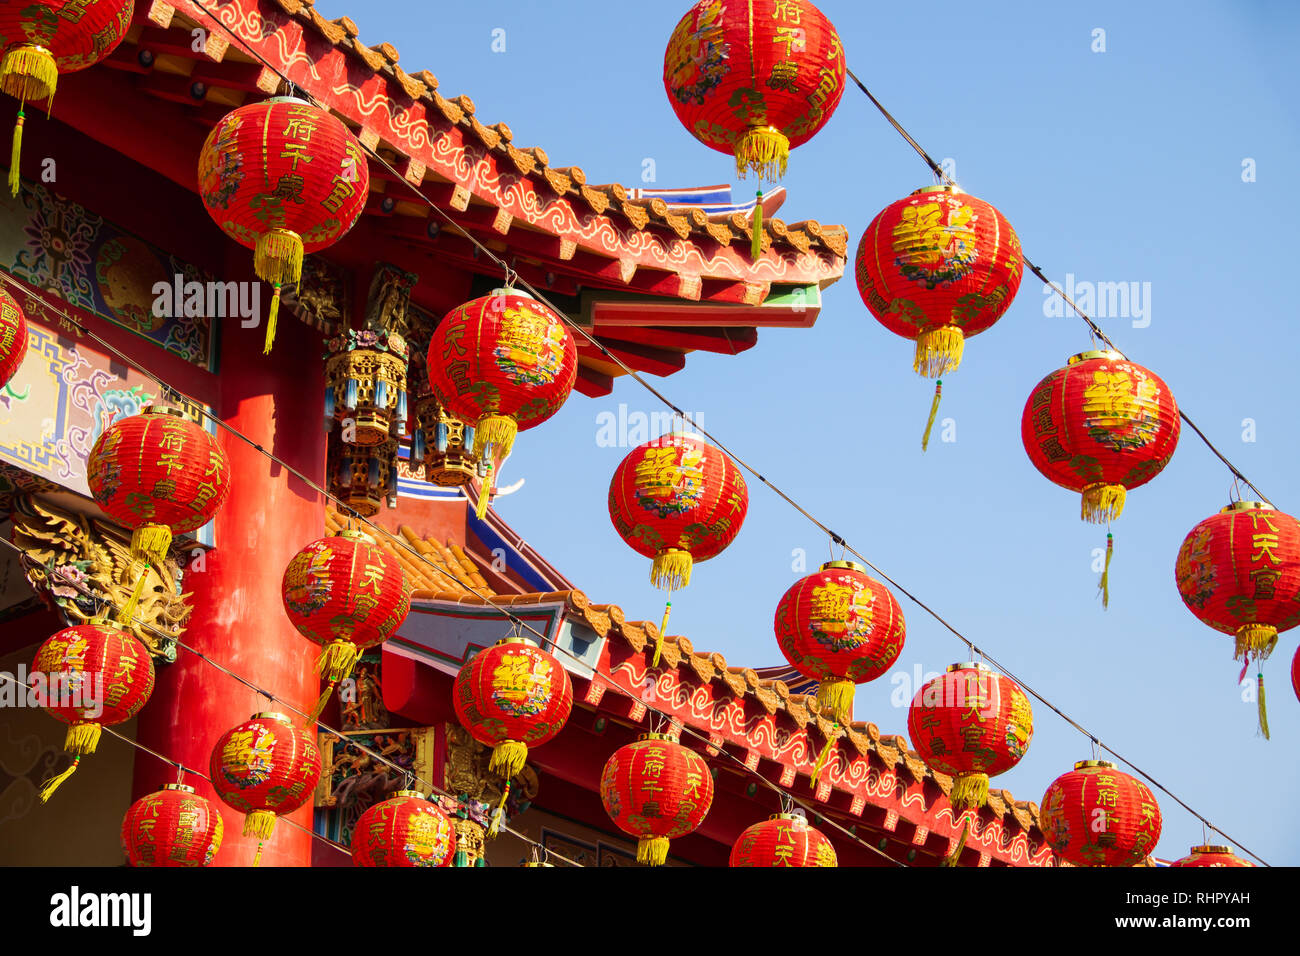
637 731 680 744
497 635 539 649
768 812 809 826
141 404 193 420
83 615 123 629
262 94 315 108
945 661 991 673
912 183 964 196
1220 501 1274 513
1073 759 1117 770
820 560 865 573
1190 845 1231 854
1067 349 1127 365
250 711 293 725
335 528 377 545
393 789 426 799
162 783 197 794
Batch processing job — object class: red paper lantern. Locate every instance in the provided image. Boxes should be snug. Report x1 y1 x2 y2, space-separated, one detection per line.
351 791 457 867
0 0 132 195
86 404 231 621
0 285 27 388
608 433 748 592
1022 351 1180 524
282 528 410 713
426 288 577 518
773 561 905 724
121 783 224 867
453 637 573 779
600 731 714 866
907 663 1034 810
1174 501 1300 737
729 813 837 867
198 96 369 353
663 0 846 181
855 185 1023 380
209 712 322 860
1039 760 1162 867
30 619 155 801
1169 845 1254 868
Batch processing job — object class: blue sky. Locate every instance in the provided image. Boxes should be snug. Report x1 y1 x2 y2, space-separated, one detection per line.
314 0 1300 864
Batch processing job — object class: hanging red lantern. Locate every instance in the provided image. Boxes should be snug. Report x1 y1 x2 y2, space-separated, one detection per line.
729 813 837 867
452 637 573 779
1174 501 1300 738
773 561 904 725
121 783 224 867
30 619 155 801
426 288 577 518
1170 845 1254 868
0 0 132 195
663 0 846 182
282 528 410 716
209 712 322 864
1039 760 1162 867
600 731 714 866
0 285 27 388
86 404 231 621
351 791 457 867
907 663 1034 811
608 433 748 594
198 95 369 353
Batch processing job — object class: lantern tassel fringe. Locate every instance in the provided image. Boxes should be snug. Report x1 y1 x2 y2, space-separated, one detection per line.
1098 532 1114 609
317 641 361 683
1234 623 1278 661
487 780 511 839
243 809 277 841
810 734 835 789
950 772 989 811
914 326 964 378
471 415 518 462
2 45 58 199
309 679 338 723
488 741 528 779
751 190 763 259
651 601 672 668
118 524 173 624
254 229 303 354
650 549 692 592
921 379 942 452
815 678 855 725
637 836 670 867
734 126 789 182
1081 483 1126 524
941 817 970 867
8 109 22 199
1257 674 1269 740
38 755 80 804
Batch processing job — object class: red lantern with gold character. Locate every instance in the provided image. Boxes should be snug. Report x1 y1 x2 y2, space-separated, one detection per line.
1174 501 1300 738
729 813 836 867
600 731 713 866
87 405 230 621
453 637 573 780
608 433 748 593
663 0 846 182
0 0 132 195
198 96 369 353
209 712 322 864
426 288 577 518
907 663 1033 810
1039 760 1162 867
773 561 904 725
30 619 154 801
351 791 457 867
282 528 410 716
121 783 224 867
0 285 27 388
1170 845 1254 868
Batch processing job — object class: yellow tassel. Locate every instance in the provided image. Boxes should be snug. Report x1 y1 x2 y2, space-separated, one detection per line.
950 772 989 811
252 842 265 868
116 569 151 626
1081 483 1126 524
1257 673 1269 740
489 741 528 779
308 679 338 723
254 229 302 355
471 415 518 461
243 809 277 841
8 109 22 198
487 780 511 839
651 601 672 668
734 125 789 182
38 755 80 803
921 379 942 452
1 46 59 103
751 190 763 259
131 524 173 564
1099 532 1113 609
64 722 102 756
942 817 970 867
316 641 361 683
650 549 693 592
264 285 280 355
1234 623 1278 661
637 836 670 867
914 326 964 378
815 678 855 725
474 482 491 520
810 733 835 789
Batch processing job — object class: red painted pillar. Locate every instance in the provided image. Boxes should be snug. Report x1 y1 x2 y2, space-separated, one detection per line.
132 260 327 867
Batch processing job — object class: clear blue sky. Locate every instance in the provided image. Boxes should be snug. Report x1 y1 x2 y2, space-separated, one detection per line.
315 0 1299 865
